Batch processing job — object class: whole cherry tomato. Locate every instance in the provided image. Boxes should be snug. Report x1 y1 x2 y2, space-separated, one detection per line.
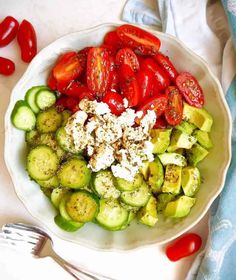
116 24 161 55
0 56 15 76
141 58 170 91
137 95 168 120
103 30 123 50
17 20 37 63
136 69 155 102
176 72 204 108
165 86 183 126
165 233 202 262
154 52 178 82
102 91 125 115
53 51 86 83
119 64 140 107
87 47 111 99
116 48 139 72
0 16 19 47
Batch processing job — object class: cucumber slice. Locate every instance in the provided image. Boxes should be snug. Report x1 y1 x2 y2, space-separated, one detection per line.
11 100 36 131
25 86 48 113
58 157 91 189
66 190 99 223
121 182 151 207
54 214 84 232
61 110 72 126
114 173 143 191
25 129 39 146
36 175 59 189
59 194 74 221
56 127 79 154
36 107 62 133
91 170 120 199
36 89 56 110
51 186 70 209
96 199 129 230
27 145 59 180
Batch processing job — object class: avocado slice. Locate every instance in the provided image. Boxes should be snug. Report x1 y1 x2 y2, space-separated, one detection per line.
164 195 196 218
158 152 187 167
186 143 209 166
182 166 201 197
137 196 158 227
183 102 213 132
156 193 176 212
162 164 182 194
139 161 150 180
167 130 197 152
193 130 213 149
175 121 196 135
150 128 172 154
148 157 164 193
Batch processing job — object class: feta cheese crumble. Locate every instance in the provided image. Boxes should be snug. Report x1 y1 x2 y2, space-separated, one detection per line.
65 99 156 181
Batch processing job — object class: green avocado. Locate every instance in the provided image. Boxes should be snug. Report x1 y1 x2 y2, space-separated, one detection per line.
158 152 187 167
148 157 164 193
137 196 158 227
182 166 201 197
150 128 172 154
162 164 182 195
186 143 209 166
156 193 176 212
164 195 196 218
167 130 197 152
183 102 213 132
193 130 213 149
175 121 196 135
139 161 150 180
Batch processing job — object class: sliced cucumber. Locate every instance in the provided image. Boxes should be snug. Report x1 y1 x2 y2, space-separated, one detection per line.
51 186 70 209
66 190 99 223
91 170 120 199
36 107 62 133
59 194 74 221
25 86 48 113
121 182 151 207
58 157 91 189
36 175 59 189
96 199 129 230
61 110 72 126
27 145 59 181
114 173 143 191
36 89 56 110
54 214 84 232
11 100 36 131
25 129 39 146
56 127 79 154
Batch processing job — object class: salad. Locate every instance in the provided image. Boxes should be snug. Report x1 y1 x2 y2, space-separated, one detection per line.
10 24 213 232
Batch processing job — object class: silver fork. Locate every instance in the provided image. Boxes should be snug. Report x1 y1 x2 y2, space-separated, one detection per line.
2 223 115 280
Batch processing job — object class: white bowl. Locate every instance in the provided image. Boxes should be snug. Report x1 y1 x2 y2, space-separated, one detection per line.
4 23 232 250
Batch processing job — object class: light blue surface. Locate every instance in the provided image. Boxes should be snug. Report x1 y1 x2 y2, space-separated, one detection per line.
122 0 236 279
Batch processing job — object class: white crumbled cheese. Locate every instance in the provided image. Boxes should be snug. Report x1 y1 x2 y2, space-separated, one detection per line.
65 99 157 180
123 98 129 108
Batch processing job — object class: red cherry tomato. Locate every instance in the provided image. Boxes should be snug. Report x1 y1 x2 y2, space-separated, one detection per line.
56 96 80 113
137 95 168 120
165 233 202 262
64 80 95 100
100 44 117 57
109 69 119 92
0 56 15 76
87 47 111 99
103 30 123 50
165 86 183 126
0 16 19 47
53 51 86 83
136 69 154 102
17 20 37 63
119 64 140 107
55 96 68 112
117 24 161 55
176 72 204 108
102 91 125 115
116 48 139 72
154 52 178 82
153 115 168 129
141 58 170 91
47 72 57 90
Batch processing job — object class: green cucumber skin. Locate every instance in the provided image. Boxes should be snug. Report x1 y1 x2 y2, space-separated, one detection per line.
54 215 84 232
25 86 49 113
36 89 56 110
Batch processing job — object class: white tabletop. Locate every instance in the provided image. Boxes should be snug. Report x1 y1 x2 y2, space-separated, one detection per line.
0 1 209 279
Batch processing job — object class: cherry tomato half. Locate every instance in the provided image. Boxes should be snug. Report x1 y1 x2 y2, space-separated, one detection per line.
141 58 170 91
136 69 154 102
103 30 123 50
0 56 15 76
165 233 202 262
53 51 86 83
117 24 161 55
165 86 183 126
64 80 95 101
154 52 178 82
0 16 19 47
119 64 140 107
153 115 168 129
56 96 79 113
102 91 125 115
17 19 37 63
176 72 204 108
116 48 139 72
87 47 111 99
47 72 57 90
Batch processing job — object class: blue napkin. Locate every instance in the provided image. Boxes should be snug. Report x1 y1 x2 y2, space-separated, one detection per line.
122 1 236 279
